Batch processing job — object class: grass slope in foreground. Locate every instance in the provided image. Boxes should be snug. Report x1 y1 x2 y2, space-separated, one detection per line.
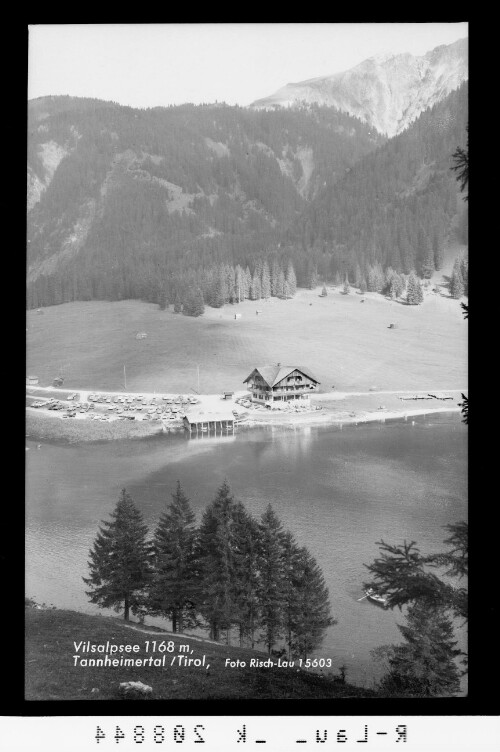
25 607 375 700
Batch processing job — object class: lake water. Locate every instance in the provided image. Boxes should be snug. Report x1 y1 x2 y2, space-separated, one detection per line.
25 413 467 690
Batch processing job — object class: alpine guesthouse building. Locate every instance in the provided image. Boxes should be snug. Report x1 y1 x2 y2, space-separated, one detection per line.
243 364 320 408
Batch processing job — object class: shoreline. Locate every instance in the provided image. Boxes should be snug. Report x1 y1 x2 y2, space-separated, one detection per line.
242 404 461 429
26 386 465 442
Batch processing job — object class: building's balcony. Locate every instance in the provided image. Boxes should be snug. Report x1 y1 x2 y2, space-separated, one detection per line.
248 385 317 396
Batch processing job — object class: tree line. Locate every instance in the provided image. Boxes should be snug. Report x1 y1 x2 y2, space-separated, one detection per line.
84 482 467 696
84 482 334 659
167 258 298 317
28 257 298 315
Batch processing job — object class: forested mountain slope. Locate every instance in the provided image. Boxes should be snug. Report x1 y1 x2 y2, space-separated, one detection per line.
294 82 468 286
27 97 382 308
26 82 467 310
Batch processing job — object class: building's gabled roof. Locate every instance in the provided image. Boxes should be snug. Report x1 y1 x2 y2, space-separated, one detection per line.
243 365 320 387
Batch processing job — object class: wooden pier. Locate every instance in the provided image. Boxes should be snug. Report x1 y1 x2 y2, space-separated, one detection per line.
183 409 236 435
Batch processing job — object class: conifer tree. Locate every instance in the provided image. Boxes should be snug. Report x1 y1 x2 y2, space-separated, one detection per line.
231 502 261 647
406 272 423 305
417 228 435 279
459 255 468 296
433 230 445 271
374 603 461 697
387 275 397 299
183 287 205 317
226 265 236 304
148 482 198 633
458 394 468 424
235 265 245 303
275 268 286 298
365 523 468 622
84 490 152 621
281 530 303 659
388 243 403 272
451 125 468 200
257 505 286 653
383 267 395 295
367 263 384 292
270 259 281 297
288 547 335 660
305 262 318 290
399 236 415 275
254 258 263 281
421 253 435 280
388 273 405 299
213 271 227 307
450 260 464 298
158 289 168 310
244 266 252 299
250 271 262 300
354 263 363 289
194 287 205 316
261 261 271 299
286 262 297 297
197 481 238 640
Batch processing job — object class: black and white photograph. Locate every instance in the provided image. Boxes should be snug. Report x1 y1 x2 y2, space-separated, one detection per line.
25 22 468 706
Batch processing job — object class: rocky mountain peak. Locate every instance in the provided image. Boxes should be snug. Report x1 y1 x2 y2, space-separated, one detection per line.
249 38 468 137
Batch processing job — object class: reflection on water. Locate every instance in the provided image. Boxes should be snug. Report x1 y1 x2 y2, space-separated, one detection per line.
25 413 467 690
187 431 237 444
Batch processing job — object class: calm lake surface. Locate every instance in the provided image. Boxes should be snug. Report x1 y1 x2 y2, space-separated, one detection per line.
25 413 467 689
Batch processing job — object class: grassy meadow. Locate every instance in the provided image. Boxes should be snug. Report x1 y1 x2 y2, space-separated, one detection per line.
26 284 467 395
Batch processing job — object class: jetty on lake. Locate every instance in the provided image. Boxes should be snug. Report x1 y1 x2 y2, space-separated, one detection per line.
183 409 236 434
